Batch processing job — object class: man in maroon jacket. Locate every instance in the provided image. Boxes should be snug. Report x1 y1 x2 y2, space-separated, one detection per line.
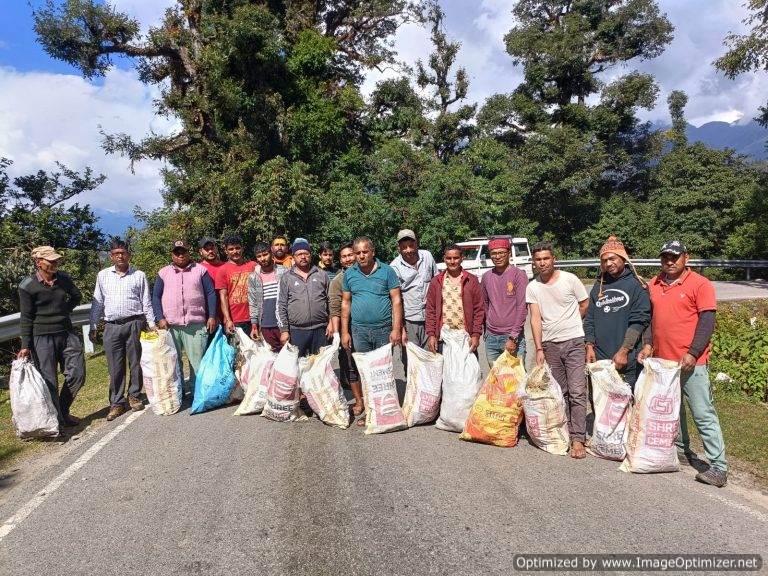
425 245 484 354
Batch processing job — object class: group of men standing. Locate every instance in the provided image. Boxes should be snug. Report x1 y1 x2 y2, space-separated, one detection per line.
17 230 727 487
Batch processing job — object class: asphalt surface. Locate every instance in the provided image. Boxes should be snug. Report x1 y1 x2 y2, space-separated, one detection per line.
1 345 767 576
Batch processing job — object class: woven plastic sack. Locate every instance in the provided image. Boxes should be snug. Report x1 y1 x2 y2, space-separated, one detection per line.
140 330 183 416
353 344 407 435
9 358 59 438
262 342 305 422
402 343 443 427
435 327 482 432
460 351 526 447
233 329 276 416
190 327 237 414
586 360 632 460
300 333 350 429
520 364 569 455
620 358 681 473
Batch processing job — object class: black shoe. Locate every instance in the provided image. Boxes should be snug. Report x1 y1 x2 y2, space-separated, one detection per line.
696 466 727 488
62 414 81 427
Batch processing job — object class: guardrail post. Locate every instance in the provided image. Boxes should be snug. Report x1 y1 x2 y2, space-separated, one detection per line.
747 268 751 281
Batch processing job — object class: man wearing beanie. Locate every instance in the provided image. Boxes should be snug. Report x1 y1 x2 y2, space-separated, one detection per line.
277 239 333 356
584 235 651 389
248 241 288 352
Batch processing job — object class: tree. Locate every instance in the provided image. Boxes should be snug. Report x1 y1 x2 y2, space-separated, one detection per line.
0 158 105 315
714 0 768 126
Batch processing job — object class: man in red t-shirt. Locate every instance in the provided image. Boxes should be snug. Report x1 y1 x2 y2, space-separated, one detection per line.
215 235 257 334
639 240 727 487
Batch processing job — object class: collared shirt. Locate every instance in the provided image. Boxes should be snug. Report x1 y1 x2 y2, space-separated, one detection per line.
90 266 154 329
36 271 57 287
648 269 716 365
390 249 437 322
342 259 400 328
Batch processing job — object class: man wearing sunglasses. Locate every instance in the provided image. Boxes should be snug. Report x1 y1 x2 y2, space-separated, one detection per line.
639 240 727 487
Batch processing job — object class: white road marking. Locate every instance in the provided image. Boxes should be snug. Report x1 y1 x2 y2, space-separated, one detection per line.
0 409 145 542
702 489 768 524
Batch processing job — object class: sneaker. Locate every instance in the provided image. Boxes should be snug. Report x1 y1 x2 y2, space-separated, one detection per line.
106 404 126 421
695 467 727 488
128 396 145 411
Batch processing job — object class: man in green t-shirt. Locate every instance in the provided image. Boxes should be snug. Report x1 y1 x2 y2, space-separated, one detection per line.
340 236 403 354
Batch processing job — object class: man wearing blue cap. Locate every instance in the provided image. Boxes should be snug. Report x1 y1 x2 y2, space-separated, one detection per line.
277 239 333 356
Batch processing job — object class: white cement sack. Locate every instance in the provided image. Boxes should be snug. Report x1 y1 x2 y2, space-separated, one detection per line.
402 342 443 427
353 344 406 434
300 333 350 429
9 358 59 438
140 330 183 416
586 360 632 461
262 343 305 422
435 327 482 432
520 364 569 455
234 329 276 416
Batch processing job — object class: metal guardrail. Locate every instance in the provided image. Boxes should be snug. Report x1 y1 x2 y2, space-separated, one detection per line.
0 304 92 343
0 257 766 343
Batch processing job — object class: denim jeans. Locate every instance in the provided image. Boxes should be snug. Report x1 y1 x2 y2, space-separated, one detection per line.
484 332 526 369
351 324 391 353
677 365 728 471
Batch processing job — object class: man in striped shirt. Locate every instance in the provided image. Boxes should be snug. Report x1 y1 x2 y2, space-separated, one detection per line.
89 239 155 421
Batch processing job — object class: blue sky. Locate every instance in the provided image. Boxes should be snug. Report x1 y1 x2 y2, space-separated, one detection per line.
1 0 765 232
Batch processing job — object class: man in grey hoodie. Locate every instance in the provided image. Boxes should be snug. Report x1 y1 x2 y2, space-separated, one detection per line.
277 239 333 356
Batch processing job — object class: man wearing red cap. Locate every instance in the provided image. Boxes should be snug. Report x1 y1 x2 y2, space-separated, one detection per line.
584 236 650 389
481 235 528 368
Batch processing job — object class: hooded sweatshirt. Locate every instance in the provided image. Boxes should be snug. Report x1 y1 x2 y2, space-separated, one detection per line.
583 266 651 361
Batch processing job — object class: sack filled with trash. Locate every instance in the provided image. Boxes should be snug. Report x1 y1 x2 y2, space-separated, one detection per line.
435 327 482 432
402 342 443 427
520 363 569 455
620 358 681 473
300 334 350 429
233 329 276 416
140 329 183 416
9 358 59 438
586 360 632 461
353 344 406 435
262 342 305 422
191 327 237 414
459 352 526 447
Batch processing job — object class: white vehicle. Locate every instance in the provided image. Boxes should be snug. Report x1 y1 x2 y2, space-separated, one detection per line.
437 236 534 279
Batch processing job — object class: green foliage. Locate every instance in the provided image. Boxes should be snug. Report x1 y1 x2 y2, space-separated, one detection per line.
0 158 105 316
711 301 768 401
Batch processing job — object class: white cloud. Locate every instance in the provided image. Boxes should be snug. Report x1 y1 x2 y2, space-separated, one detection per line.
113 0 175 32
0 66 174 212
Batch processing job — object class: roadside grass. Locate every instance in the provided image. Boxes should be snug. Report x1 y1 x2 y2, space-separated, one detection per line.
685 391 768 487
0 353 111 467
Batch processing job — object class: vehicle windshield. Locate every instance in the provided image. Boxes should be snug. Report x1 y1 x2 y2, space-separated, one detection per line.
514 243 530 258
461 246 480 260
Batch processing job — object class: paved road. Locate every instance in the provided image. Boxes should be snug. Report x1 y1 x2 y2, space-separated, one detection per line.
1 350 767 576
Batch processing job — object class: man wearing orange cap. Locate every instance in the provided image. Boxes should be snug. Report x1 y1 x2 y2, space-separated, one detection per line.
584 236 651 389
17 246 85 427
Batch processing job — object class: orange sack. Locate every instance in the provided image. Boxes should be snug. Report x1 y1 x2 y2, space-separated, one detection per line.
459 352 526 447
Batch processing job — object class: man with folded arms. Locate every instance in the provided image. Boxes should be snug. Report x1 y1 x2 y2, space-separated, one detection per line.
18 246 85 428
90 239 154 421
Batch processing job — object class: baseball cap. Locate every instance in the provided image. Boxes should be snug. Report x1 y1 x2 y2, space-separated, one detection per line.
396 229 416 242
171 240 189 252
31 246 64 261
659 240 688 256
198 237 217 248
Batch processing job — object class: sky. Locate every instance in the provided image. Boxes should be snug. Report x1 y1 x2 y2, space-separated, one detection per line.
0 0 765 225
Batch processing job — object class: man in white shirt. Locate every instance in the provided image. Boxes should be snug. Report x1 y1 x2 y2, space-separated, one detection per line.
89 239 155 421
526 241 589 459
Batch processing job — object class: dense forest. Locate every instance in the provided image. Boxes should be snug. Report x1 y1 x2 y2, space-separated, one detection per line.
2 0 768 305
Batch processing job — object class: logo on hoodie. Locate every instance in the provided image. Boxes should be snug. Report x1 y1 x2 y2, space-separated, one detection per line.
596 288 629 313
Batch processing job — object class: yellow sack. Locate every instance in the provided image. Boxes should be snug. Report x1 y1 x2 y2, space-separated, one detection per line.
459 352 525 447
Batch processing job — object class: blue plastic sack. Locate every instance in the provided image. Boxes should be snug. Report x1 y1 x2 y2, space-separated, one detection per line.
190 327 236 414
